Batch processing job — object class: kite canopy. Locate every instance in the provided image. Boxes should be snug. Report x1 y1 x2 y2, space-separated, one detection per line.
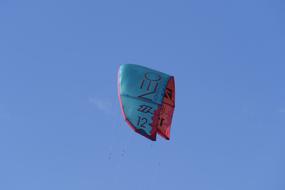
118 64 175 141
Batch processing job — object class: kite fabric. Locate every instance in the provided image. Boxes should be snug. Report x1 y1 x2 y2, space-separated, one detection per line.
118 64 175 141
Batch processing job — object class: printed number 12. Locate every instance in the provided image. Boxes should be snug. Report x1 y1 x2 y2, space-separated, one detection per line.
137 116 147 128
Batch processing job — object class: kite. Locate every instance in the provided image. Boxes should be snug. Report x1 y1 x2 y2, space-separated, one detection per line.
118 64 175 141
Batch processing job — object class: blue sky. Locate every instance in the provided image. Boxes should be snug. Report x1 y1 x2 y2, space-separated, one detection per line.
0 0 284 189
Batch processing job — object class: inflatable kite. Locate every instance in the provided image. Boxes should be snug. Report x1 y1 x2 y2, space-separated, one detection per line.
118 64 175 141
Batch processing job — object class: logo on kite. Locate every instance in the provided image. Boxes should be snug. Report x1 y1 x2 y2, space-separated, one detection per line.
117 64 175 141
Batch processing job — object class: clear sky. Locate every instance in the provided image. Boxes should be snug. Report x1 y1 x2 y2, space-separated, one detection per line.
0 0 284 190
